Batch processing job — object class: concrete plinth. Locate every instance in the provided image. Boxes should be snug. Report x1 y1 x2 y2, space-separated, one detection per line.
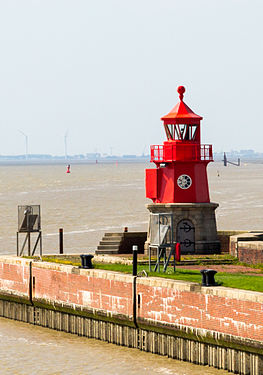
145 202 220 254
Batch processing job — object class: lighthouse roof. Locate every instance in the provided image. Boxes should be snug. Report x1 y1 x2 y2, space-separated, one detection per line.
161 86 203 125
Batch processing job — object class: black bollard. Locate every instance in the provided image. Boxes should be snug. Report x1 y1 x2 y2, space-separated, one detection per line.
80 254 94 269
200 269 217 286
133 245 138 276
206 269 217 286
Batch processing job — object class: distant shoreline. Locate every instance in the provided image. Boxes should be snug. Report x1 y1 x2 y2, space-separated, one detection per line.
0 158 150 166
0 157 262 166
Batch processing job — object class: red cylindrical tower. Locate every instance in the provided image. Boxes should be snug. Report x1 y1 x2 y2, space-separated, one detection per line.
146 86 213 204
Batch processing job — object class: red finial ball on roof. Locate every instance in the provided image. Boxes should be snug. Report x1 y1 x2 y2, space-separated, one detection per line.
177 85 185 101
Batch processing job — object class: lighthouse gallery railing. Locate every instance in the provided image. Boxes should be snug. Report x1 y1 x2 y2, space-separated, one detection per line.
150 144 213 162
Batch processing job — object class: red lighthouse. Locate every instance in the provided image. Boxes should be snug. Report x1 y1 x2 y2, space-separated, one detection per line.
146 86 212 204
145 86 219 253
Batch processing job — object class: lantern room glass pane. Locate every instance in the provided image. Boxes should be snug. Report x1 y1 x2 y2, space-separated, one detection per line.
176 125 198 141
191 125 197 140
179 124 187 139
164 124 173 140
164 124 198 141
175 125 181 139
167 125 173 139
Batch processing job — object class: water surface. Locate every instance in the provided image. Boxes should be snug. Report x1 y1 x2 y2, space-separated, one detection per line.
0 160 261 374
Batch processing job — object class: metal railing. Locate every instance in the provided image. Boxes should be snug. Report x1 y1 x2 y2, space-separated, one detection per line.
150 144 213 162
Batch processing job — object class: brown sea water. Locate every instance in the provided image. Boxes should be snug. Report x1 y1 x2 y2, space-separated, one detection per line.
0 162 148 255
0 160 262 374
0 317 228 375
1 160 263 256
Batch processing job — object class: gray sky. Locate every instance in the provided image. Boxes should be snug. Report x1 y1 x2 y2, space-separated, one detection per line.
0 0 262 156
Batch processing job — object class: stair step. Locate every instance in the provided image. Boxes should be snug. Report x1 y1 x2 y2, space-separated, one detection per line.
99 241 121 246
96 232 126 255
95 249 120 254
101 237 123 242
97 245 120 250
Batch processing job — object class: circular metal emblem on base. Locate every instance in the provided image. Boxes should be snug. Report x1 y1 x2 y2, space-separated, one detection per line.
177 174 192 189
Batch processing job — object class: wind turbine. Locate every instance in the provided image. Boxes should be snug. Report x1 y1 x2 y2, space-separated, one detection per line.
18 130 28 160
64 131 68 159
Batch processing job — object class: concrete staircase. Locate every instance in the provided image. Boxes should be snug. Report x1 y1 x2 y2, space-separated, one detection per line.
96 232 147 255
96 233 124 254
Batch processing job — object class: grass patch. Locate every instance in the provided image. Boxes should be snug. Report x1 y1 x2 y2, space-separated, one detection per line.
215 273 263 292
94 263 263 292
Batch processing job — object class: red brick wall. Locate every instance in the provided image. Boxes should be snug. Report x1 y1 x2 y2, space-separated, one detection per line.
137 280 263 342
0 257 263 344
0 259 30 296
238 246 263 264
32 264 133 317
217 231 247 254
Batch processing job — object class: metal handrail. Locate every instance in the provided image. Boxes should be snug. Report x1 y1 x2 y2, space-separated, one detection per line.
150 144 213 162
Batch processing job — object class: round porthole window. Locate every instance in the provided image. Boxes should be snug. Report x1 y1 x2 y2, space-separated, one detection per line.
177 174 192 189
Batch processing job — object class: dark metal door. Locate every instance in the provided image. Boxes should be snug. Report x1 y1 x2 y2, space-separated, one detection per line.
176 220 195 252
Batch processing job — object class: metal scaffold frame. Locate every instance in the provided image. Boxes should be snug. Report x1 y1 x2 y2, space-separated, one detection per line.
148 213 176 273
16 205 42 257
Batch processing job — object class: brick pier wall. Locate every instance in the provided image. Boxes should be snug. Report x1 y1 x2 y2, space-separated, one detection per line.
0 256 263 375
136 278 263 342
229 233 263 264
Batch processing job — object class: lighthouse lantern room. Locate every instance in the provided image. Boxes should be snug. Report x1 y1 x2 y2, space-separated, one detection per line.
145 86 220 254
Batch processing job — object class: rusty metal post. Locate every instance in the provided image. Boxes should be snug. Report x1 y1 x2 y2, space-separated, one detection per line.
59 228 64 254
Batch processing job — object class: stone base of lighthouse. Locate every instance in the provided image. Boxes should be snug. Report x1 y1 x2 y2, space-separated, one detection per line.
145 203 220 255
